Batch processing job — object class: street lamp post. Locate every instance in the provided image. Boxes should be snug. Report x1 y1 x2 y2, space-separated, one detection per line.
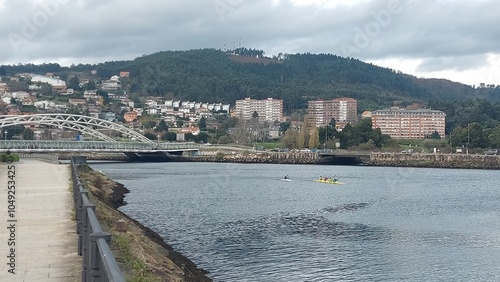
466 123 470 154
449 130 453 154
326 124 328 149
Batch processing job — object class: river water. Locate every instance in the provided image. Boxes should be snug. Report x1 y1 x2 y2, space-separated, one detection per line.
89 162 500 282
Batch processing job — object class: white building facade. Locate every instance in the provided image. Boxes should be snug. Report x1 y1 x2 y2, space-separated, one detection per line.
234 97 284 123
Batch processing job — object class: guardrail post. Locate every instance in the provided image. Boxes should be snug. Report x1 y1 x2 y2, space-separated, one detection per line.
82 203 95 282
89 232 112 282
76 190 88 256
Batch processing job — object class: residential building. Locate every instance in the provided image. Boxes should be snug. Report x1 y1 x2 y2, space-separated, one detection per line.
1 95 11 104
11 91 31 100
100 112 116 121
68 99 87 107
28 85 41 91
307 98 358 129
83 90 98 99
234 97 283 123
101 76 121 91
88 107 100 119
124 111 138 123
60 88 74 96
122 98 135 109
108 93 127 100
133 108 144 116
177 127 200 136
21 96 36 106
0 83 9 94
34 100 56 110
30 75 66 88
264 126 281 139
361 111 372 119
371 107 446 139
307 99 333 127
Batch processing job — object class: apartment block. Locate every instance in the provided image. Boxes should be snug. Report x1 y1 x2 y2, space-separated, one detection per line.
307 98 358 128
234 97 283 123
371 107 446 139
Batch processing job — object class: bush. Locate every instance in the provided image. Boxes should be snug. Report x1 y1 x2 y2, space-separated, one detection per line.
215 151 225 161
1 153 20 162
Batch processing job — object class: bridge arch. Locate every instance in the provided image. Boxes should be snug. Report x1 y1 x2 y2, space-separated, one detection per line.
0 114 155 144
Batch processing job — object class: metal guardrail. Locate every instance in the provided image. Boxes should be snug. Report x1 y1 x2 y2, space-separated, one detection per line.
71 157 125 282
18 153 59 163
0 140 201 150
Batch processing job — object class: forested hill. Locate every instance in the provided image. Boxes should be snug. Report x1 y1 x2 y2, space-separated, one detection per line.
2 49 500 112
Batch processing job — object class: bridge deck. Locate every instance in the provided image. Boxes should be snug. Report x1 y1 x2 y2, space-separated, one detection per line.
0 160 81 281
0 140 201 156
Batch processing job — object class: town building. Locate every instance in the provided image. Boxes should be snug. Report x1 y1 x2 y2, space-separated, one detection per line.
307 98 358 129
234 97 283 123
30 75 66 92
68 98 87 107
371 107 446 139
124 111 138 123
30 75 66 87
100 76 121 91
0 83 8 94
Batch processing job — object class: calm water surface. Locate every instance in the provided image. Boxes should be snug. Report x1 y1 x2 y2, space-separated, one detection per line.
90 162 500 282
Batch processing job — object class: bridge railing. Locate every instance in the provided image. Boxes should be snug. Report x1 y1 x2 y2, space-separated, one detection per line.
0 140 201 151
71 157 125 282
18 153 59 163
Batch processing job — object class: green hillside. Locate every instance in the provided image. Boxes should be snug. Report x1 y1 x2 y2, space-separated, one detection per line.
2 48 500 113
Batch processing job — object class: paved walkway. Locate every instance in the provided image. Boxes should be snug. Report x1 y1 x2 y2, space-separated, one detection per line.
0 159 81 281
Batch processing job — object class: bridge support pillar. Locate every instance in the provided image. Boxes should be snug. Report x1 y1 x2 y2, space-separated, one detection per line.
73 156 87 165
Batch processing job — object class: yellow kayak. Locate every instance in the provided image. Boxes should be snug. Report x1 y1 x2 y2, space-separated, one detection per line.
314 179 344 185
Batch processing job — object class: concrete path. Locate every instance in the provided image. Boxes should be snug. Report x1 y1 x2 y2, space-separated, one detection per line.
0 159 81 281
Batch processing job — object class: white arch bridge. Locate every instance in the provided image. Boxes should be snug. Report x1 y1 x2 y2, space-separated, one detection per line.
0 114 200 161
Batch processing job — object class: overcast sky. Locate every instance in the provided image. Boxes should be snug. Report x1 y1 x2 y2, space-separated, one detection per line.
1 0 499 86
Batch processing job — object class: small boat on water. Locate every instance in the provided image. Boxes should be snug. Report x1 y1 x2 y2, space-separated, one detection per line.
314 178 344 185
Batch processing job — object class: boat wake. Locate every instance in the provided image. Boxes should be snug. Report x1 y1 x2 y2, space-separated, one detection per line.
321 203 369 214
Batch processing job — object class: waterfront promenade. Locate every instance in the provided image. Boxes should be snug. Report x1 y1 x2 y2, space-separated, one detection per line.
0 159 81 281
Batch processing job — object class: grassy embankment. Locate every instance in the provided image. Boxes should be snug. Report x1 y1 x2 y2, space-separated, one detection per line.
76 165 212 282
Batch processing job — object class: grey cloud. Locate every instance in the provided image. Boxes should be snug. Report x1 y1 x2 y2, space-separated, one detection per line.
357 1 500 58
417 54 488 72
0 0 499 76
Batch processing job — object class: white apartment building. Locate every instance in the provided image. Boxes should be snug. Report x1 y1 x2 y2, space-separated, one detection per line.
30 75 66 87
234 97 283 123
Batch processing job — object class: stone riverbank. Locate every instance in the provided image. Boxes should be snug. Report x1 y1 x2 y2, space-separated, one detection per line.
370 152 500 170
57 151 500 169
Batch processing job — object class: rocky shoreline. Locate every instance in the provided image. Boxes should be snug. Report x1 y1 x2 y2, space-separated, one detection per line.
77 165 212 282
368 160 500 169
369 152 500 170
